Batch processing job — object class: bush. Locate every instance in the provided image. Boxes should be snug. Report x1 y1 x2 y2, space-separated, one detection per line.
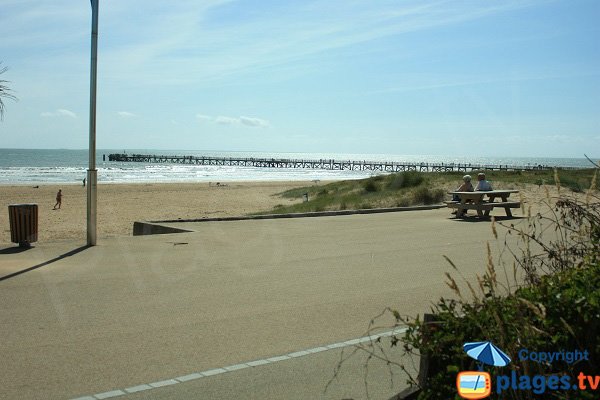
398 258 600 399
364 180 379 193
412 187 444 205
388 171 425 190
399 191 600 399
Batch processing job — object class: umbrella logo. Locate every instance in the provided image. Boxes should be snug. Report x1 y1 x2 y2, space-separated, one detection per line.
463 341 511 368
456 341 511 399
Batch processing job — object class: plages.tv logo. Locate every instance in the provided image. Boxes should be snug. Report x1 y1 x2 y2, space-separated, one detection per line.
456 341 511 399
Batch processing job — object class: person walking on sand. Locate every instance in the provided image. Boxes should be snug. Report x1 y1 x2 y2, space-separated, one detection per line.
53 189 62 209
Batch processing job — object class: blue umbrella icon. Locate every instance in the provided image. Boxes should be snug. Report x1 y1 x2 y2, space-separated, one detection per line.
463 341 511 367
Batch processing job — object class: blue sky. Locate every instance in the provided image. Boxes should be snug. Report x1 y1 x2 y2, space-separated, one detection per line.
0 0 599 157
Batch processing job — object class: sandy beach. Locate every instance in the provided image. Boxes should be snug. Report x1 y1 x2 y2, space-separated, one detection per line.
0 181 311 244
0 179 577 246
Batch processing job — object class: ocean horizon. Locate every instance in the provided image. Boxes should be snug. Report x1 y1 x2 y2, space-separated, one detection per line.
0 148 594 185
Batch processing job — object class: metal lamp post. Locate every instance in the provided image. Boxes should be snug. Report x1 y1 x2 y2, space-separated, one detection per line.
87 0 99 246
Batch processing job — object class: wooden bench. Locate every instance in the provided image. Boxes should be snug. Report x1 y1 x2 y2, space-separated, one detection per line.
446 201 521 217
447 190 521 218
446 201 493 215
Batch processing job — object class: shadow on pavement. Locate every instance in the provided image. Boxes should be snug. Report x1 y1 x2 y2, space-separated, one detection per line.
448 215 526 223
0 245 90 282
0 246 32 254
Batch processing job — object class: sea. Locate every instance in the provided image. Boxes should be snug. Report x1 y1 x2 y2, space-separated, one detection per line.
0 148 593 185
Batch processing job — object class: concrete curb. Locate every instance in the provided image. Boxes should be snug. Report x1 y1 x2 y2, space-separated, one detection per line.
133 204 446 235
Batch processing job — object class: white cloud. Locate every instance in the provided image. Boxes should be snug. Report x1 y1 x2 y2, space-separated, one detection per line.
199 114 270 128
215 116 238 125
40 109 77 118
117 111 137 118
240 116 270 128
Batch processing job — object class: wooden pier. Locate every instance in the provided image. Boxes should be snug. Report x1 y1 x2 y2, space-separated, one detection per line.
107 153 553 173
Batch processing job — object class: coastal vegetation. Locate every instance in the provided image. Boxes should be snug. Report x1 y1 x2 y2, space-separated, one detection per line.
395 186 600 399
329 167 599 399
265 171 444 214
264 168 598 214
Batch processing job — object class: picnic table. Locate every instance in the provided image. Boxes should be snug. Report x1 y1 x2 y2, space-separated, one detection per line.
446 189 521 218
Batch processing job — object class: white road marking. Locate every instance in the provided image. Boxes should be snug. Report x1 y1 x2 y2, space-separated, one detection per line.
69 327 407 400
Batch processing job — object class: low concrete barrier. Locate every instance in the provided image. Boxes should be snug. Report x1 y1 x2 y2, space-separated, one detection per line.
150 204 446 224
134 205 446 236
132 221 193 236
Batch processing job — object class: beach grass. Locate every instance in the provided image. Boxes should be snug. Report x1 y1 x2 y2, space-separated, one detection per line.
427 168 598 192
259 171 445 214
262 168 598 214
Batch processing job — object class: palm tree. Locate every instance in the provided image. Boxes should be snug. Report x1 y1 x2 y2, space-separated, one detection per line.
0 62 17 121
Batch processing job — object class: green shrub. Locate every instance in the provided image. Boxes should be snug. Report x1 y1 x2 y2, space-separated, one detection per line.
399 258 600 400
412 187 444 205
387 171 425 190
364 180 379 193
398 194 600 399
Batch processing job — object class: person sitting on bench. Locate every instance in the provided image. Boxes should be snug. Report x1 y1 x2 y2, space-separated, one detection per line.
452 175 474 201
475 173 493 191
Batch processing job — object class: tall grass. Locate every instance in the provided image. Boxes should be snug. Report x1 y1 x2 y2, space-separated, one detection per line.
258 171 442 214
259 169 597 215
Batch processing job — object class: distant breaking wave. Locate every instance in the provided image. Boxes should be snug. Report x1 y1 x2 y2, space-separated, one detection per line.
0 148 593 185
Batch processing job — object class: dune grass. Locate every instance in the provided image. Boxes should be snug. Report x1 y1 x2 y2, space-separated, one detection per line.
428 168 598 193
261 171 445 214
259 168 598 215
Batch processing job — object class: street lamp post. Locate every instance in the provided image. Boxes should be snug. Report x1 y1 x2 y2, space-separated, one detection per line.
87 0 99 246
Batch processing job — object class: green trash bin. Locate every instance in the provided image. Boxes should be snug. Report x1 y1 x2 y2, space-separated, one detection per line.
8 204 38 248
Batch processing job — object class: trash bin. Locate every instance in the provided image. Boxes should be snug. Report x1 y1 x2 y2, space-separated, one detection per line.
8 204 38 248
302 193 309 202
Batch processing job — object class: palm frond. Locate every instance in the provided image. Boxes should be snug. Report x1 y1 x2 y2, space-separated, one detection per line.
0 62 17 121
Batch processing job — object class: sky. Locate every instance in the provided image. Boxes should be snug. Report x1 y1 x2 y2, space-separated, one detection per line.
0 0 599 158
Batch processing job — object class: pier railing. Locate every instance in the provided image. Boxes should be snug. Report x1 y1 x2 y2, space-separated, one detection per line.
107 153 556 173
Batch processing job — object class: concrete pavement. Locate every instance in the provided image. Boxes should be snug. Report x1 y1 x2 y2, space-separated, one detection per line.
0 209 521 399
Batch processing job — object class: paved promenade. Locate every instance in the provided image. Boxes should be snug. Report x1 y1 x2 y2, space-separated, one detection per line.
0 209 520 399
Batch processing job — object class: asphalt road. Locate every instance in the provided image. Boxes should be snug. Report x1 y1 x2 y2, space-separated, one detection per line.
0 209 522 399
